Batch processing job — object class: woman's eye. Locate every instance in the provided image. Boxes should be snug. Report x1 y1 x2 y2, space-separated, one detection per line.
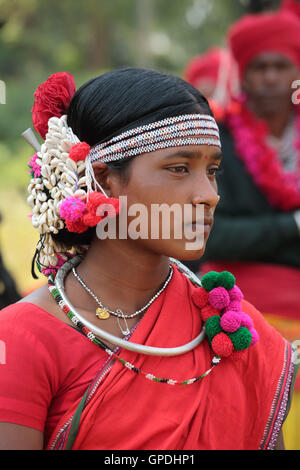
208 167 223 177
167 166 189 174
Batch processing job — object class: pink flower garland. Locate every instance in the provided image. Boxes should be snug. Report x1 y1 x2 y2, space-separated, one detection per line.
40 253 73 276
28 153 41 178
225 100 300 211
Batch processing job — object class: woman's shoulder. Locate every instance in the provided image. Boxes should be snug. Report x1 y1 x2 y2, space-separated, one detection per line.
0 286 104 375
242 299 282 339
241 299 293 367
0 285 87 359
0 283 75 333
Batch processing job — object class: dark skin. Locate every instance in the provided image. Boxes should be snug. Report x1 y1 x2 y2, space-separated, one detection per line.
0 142 285 449
0 143 221 449
242 52 299 138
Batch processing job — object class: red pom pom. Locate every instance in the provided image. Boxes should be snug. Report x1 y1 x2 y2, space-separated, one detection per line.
87 192 120 218
192 287 209 309
86 192 107 211
200 305 220 322
79 192 120 228
82 211 102 227
65 218 89 233
211 333 234 357
69 142 91 162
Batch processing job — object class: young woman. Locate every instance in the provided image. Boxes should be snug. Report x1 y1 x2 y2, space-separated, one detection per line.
0 68 296 450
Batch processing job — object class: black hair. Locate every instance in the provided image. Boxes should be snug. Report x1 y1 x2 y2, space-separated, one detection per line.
53 67 213 247
67 67 212 145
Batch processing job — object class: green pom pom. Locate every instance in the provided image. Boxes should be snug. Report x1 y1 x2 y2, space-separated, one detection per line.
201 271 219 292
205 315 222 341
217 271 235 290
229 327 252 351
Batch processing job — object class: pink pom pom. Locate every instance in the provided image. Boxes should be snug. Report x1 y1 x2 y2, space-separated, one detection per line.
250 328 259 346
208 287 230 310
228 285 244 302
192 287 209 309
41 253 70 276
240 312 253 330
212 333 234 357
60 196 86 223
220 310 241 333
227 300 242 312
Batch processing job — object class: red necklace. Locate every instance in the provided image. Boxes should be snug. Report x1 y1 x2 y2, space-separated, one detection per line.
224 99 300 211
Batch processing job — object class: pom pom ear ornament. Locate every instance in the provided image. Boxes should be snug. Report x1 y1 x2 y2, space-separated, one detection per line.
23 72 120 278
191 271 259 360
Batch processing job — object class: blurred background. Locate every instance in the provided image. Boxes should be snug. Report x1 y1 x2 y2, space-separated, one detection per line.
0 0 282 294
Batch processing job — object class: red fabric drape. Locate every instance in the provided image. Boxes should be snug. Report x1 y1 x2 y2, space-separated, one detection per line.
48 267 294 450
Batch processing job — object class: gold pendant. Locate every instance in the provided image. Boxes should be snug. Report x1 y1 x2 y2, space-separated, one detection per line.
96 307 110 319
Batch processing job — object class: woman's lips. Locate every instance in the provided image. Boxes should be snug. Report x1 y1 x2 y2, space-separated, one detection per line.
186 217 213 235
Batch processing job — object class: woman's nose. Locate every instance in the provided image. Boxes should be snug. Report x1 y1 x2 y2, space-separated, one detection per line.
191 175 219 209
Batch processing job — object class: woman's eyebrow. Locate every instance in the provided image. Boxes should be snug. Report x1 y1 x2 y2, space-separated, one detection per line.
163 149 223 161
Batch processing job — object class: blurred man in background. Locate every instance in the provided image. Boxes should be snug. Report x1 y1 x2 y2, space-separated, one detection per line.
184 9 300 449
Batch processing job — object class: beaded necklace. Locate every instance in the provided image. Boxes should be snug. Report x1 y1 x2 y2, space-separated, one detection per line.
48 259 259 385
49 272 221 386
53 256 205 355
47 261 221 386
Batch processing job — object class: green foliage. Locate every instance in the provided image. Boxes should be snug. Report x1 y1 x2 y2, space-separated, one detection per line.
0 0 281 188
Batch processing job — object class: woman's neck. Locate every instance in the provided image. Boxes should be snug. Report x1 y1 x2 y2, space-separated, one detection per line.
69 237 170 314
247 99 294 138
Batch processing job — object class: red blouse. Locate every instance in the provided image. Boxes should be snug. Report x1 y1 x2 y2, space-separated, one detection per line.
0 302 106 445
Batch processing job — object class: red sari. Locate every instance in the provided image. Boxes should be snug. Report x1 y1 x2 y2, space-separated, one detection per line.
47 267 296 450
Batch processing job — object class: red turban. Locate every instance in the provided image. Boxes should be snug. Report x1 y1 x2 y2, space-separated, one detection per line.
281 0 300 19
184 48 223 87
228 10 300 78
184 47 240 120
184 47 239 97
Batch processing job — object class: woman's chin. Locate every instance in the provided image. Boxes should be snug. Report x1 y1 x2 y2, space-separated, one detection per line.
179 248 205 261
166 242 206 261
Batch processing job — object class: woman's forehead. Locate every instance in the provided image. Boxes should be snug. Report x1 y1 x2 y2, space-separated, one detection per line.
134 145 223 165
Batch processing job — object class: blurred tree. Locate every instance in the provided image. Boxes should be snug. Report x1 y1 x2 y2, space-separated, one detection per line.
0 0 285 148
0 0 256 81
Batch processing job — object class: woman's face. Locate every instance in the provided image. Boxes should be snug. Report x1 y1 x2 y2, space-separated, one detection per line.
104 143 221 261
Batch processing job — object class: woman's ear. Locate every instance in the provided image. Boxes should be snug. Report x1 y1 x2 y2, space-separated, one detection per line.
92 161 111 195
92 161 121 197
